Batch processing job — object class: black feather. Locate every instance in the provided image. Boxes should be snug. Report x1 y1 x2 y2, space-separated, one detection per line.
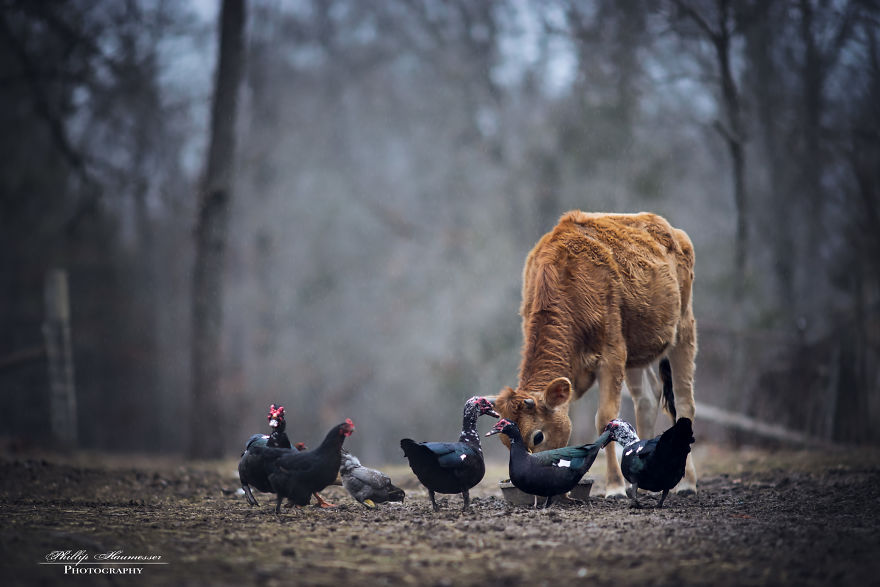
659 358 675 421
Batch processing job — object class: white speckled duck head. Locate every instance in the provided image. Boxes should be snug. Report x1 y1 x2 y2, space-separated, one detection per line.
464 396 501 419
459 397 501 446
602 419 640 449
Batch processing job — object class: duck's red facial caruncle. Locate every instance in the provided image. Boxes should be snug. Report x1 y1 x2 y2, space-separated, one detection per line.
268 404 285 428
485 418 514 437
476 397 501 418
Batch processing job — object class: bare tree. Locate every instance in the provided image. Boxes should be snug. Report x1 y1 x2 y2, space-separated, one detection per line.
668 0 751 300
189 0 246 459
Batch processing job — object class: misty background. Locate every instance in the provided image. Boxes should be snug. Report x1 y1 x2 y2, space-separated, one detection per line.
1 0 878 464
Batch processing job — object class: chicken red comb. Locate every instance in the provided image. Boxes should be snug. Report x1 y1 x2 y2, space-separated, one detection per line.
339 418 355 437
267 404 285 420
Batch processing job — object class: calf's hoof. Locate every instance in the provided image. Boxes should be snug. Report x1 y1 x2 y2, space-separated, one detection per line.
674 482 697 496
604 486 628 499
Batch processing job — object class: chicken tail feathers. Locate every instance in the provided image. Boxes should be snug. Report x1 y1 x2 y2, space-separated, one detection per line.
659 358 676 422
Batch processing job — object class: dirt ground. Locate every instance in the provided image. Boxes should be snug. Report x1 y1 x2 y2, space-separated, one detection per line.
2 444 879 587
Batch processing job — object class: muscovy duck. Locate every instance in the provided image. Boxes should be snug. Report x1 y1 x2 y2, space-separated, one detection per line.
265 404 291 448
340 450 405 509
241 404 291 454
487 418 610 508
602 418 695 508
243 419 355 514
400 396 500 512
239 404 293 506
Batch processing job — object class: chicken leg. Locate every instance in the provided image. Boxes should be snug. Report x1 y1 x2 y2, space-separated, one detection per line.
313 492 336 508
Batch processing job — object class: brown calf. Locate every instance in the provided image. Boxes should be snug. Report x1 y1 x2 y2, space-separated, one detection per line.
493 211 697 497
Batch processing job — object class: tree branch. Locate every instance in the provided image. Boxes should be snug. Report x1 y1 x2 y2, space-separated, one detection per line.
671 0 720 42
0 13 94 185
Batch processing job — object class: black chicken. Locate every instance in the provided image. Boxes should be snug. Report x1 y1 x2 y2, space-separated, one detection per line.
240 418 353 512
340 450 405 509
400 396 499 512
602 418 695 508
487 418 610 508
285 438 340 506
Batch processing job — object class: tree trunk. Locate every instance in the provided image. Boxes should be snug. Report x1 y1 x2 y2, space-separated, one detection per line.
671 0 749 300
713 0 748 301
189 0 246 459
745 11 796 324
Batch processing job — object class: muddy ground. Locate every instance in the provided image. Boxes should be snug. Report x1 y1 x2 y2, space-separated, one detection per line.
2 444 879 586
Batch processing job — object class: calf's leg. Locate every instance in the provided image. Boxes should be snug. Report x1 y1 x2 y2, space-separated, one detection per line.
596 345 627 498
626 367 658 443
667 311 698 494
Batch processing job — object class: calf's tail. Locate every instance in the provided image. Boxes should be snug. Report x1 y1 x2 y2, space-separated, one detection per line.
659 358 676 421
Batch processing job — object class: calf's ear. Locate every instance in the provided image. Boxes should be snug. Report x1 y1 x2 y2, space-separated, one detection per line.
543 377 572 409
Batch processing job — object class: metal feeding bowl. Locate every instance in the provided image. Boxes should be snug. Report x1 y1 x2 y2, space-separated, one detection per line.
499 478 594 506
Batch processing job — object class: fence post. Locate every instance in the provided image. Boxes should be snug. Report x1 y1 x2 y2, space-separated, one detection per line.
43 269 78 447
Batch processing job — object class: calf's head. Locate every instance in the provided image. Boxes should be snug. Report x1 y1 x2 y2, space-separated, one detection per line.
490 377 573 451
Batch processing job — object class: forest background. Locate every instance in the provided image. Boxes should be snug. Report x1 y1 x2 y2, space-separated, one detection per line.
1 0 877 464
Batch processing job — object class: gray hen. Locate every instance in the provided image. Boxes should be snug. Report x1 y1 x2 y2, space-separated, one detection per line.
340 450 405 508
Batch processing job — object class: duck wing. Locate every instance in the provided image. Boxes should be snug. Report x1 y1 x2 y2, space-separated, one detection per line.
531 430 610 470
242 434 268 456
422 442 481 470
620 438 658 484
